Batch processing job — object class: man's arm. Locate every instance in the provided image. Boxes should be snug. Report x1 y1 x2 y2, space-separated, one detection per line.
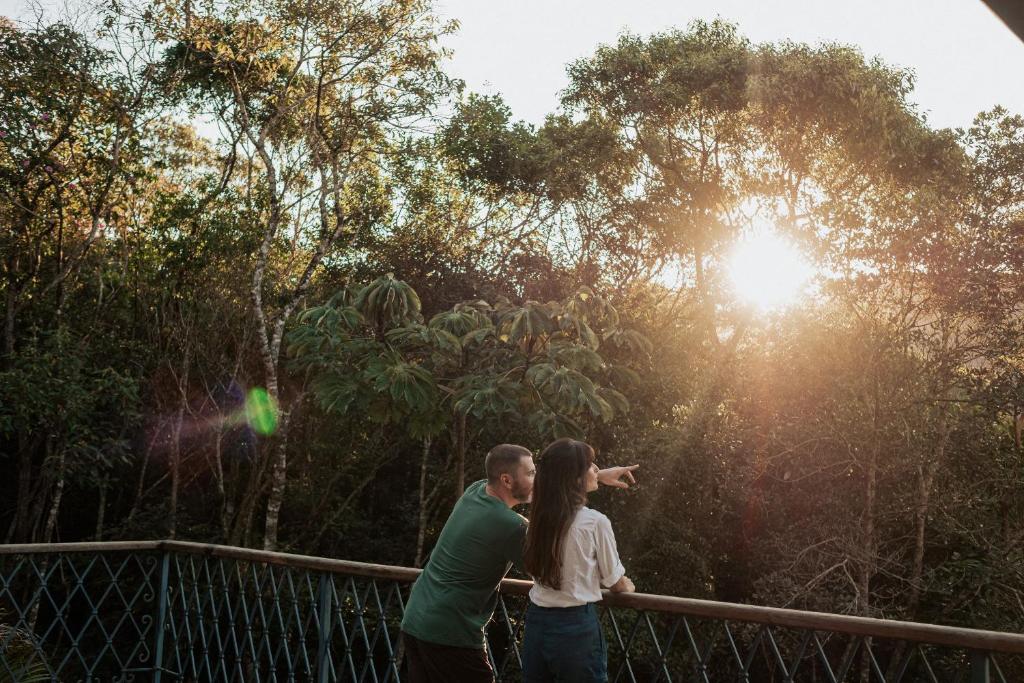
597 464 639 489
503 520 528 573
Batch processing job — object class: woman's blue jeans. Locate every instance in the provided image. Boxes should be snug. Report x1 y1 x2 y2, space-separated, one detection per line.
521 602 608 683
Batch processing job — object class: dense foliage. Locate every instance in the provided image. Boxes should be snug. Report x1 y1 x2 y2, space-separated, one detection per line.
1 3 1022 637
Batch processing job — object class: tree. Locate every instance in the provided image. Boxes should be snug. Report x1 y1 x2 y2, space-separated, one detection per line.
0 18 155 542
145 0 456 549
290 275 646 563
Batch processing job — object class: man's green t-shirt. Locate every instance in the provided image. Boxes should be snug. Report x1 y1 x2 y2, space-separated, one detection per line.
401 479 527 649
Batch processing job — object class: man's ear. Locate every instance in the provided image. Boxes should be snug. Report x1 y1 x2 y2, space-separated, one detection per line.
500 472 513 489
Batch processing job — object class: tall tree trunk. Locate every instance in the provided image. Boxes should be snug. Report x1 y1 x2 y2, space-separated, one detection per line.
8 433 34 543
239 84 352 553
126 425 159 526
169 405 185 539
211 429 231 539
168 355 191 539
3 258 18 359
858 444 877 683
263 408 293 551
3 291 14 357
907 409 947 615
229 458 263 547
859 374 881 683
42 448 67 543
415 436 433 567
884 417 945 680
245 110 284 550
26 438 56 542
95 476 108 541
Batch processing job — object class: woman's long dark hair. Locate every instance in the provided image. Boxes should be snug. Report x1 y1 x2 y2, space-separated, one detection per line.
523 438 595 589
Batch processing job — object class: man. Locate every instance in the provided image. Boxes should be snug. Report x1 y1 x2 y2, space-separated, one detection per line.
401 443 638 683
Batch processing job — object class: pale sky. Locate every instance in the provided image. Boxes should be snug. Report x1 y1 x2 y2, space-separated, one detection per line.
2 0 1022 131
436 0 1024 131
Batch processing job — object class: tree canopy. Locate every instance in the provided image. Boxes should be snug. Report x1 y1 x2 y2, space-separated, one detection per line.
1 5 1022 640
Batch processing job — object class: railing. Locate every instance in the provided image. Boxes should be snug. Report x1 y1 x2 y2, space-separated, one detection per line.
1 541 1023 682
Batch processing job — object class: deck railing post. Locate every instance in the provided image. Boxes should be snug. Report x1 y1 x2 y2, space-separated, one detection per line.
970 650 991 683
152 550 172 683
315 571 334 683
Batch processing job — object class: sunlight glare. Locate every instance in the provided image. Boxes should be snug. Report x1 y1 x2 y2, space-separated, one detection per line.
728 231 813 311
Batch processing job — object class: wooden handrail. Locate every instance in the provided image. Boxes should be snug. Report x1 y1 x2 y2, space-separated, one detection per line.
4 540 1024 655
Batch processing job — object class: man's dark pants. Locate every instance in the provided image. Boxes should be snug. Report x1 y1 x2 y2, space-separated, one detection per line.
402 631 494 683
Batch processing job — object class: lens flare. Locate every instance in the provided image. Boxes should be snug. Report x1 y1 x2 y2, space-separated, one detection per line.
245 388 278 436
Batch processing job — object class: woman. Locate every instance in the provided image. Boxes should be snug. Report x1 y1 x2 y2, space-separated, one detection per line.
522 438 635 683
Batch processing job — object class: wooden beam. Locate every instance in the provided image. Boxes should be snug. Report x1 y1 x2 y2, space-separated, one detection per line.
982 0 1024 42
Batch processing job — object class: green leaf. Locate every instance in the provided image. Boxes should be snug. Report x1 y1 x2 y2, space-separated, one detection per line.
528 411 583 439
387 324 462 356
312 373 361 414
453 376 521 419
598 387 630 417
550 343 603 371
604 328 653 355
429 302 491 336
364 356 439 413
354 273 422 328
608 365 642 389
503 301 555 346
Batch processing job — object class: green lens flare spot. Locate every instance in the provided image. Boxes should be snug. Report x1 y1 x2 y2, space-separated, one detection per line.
245 388 278 435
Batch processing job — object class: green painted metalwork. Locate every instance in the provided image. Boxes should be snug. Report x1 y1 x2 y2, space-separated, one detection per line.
316 572 333 683
1 541 1022 681
152 551 171 683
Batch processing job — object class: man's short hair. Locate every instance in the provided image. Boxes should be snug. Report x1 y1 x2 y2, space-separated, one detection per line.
485 444 532 483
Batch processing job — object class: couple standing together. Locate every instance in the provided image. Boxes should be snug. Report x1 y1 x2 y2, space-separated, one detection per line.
401 438 639 683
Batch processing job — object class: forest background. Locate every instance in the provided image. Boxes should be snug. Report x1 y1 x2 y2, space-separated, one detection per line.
1 0 1022 636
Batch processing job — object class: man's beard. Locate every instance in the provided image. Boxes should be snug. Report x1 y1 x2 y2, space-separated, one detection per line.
510 480 532 504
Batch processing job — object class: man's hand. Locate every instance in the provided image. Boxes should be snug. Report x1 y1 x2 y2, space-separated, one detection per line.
597 464 639 489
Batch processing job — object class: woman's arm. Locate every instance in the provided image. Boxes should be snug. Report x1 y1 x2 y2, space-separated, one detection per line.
596 465 639 489
608 575 635 593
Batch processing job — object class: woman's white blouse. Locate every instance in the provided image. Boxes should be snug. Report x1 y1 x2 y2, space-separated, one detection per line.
529 506 625 607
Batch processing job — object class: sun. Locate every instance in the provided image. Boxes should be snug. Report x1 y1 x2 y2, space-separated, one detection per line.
727 230 814 311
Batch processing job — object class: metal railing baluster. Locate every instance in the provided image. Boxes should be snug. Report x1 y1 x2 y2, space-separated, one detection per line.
971 650 991 683
152 551 171 683
315 571 333 683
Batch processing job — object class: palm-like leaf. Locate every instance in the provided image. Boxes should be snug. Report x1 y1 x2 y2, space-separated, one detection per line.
289 300 365 362
354 273 422 329
564 286 620 327
0 624 52 683
429 301 493 337
311 373 361 414
293 275 645 446
528 411 583 439
364 356 439 413
461 325 496 347
604 327 654 355
502 301 555 347
550 342 603 372
453 376 522 418
557 311 600 349
386 324 462 356
597 386 630 417
526 363 596 410
608 364 642 389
